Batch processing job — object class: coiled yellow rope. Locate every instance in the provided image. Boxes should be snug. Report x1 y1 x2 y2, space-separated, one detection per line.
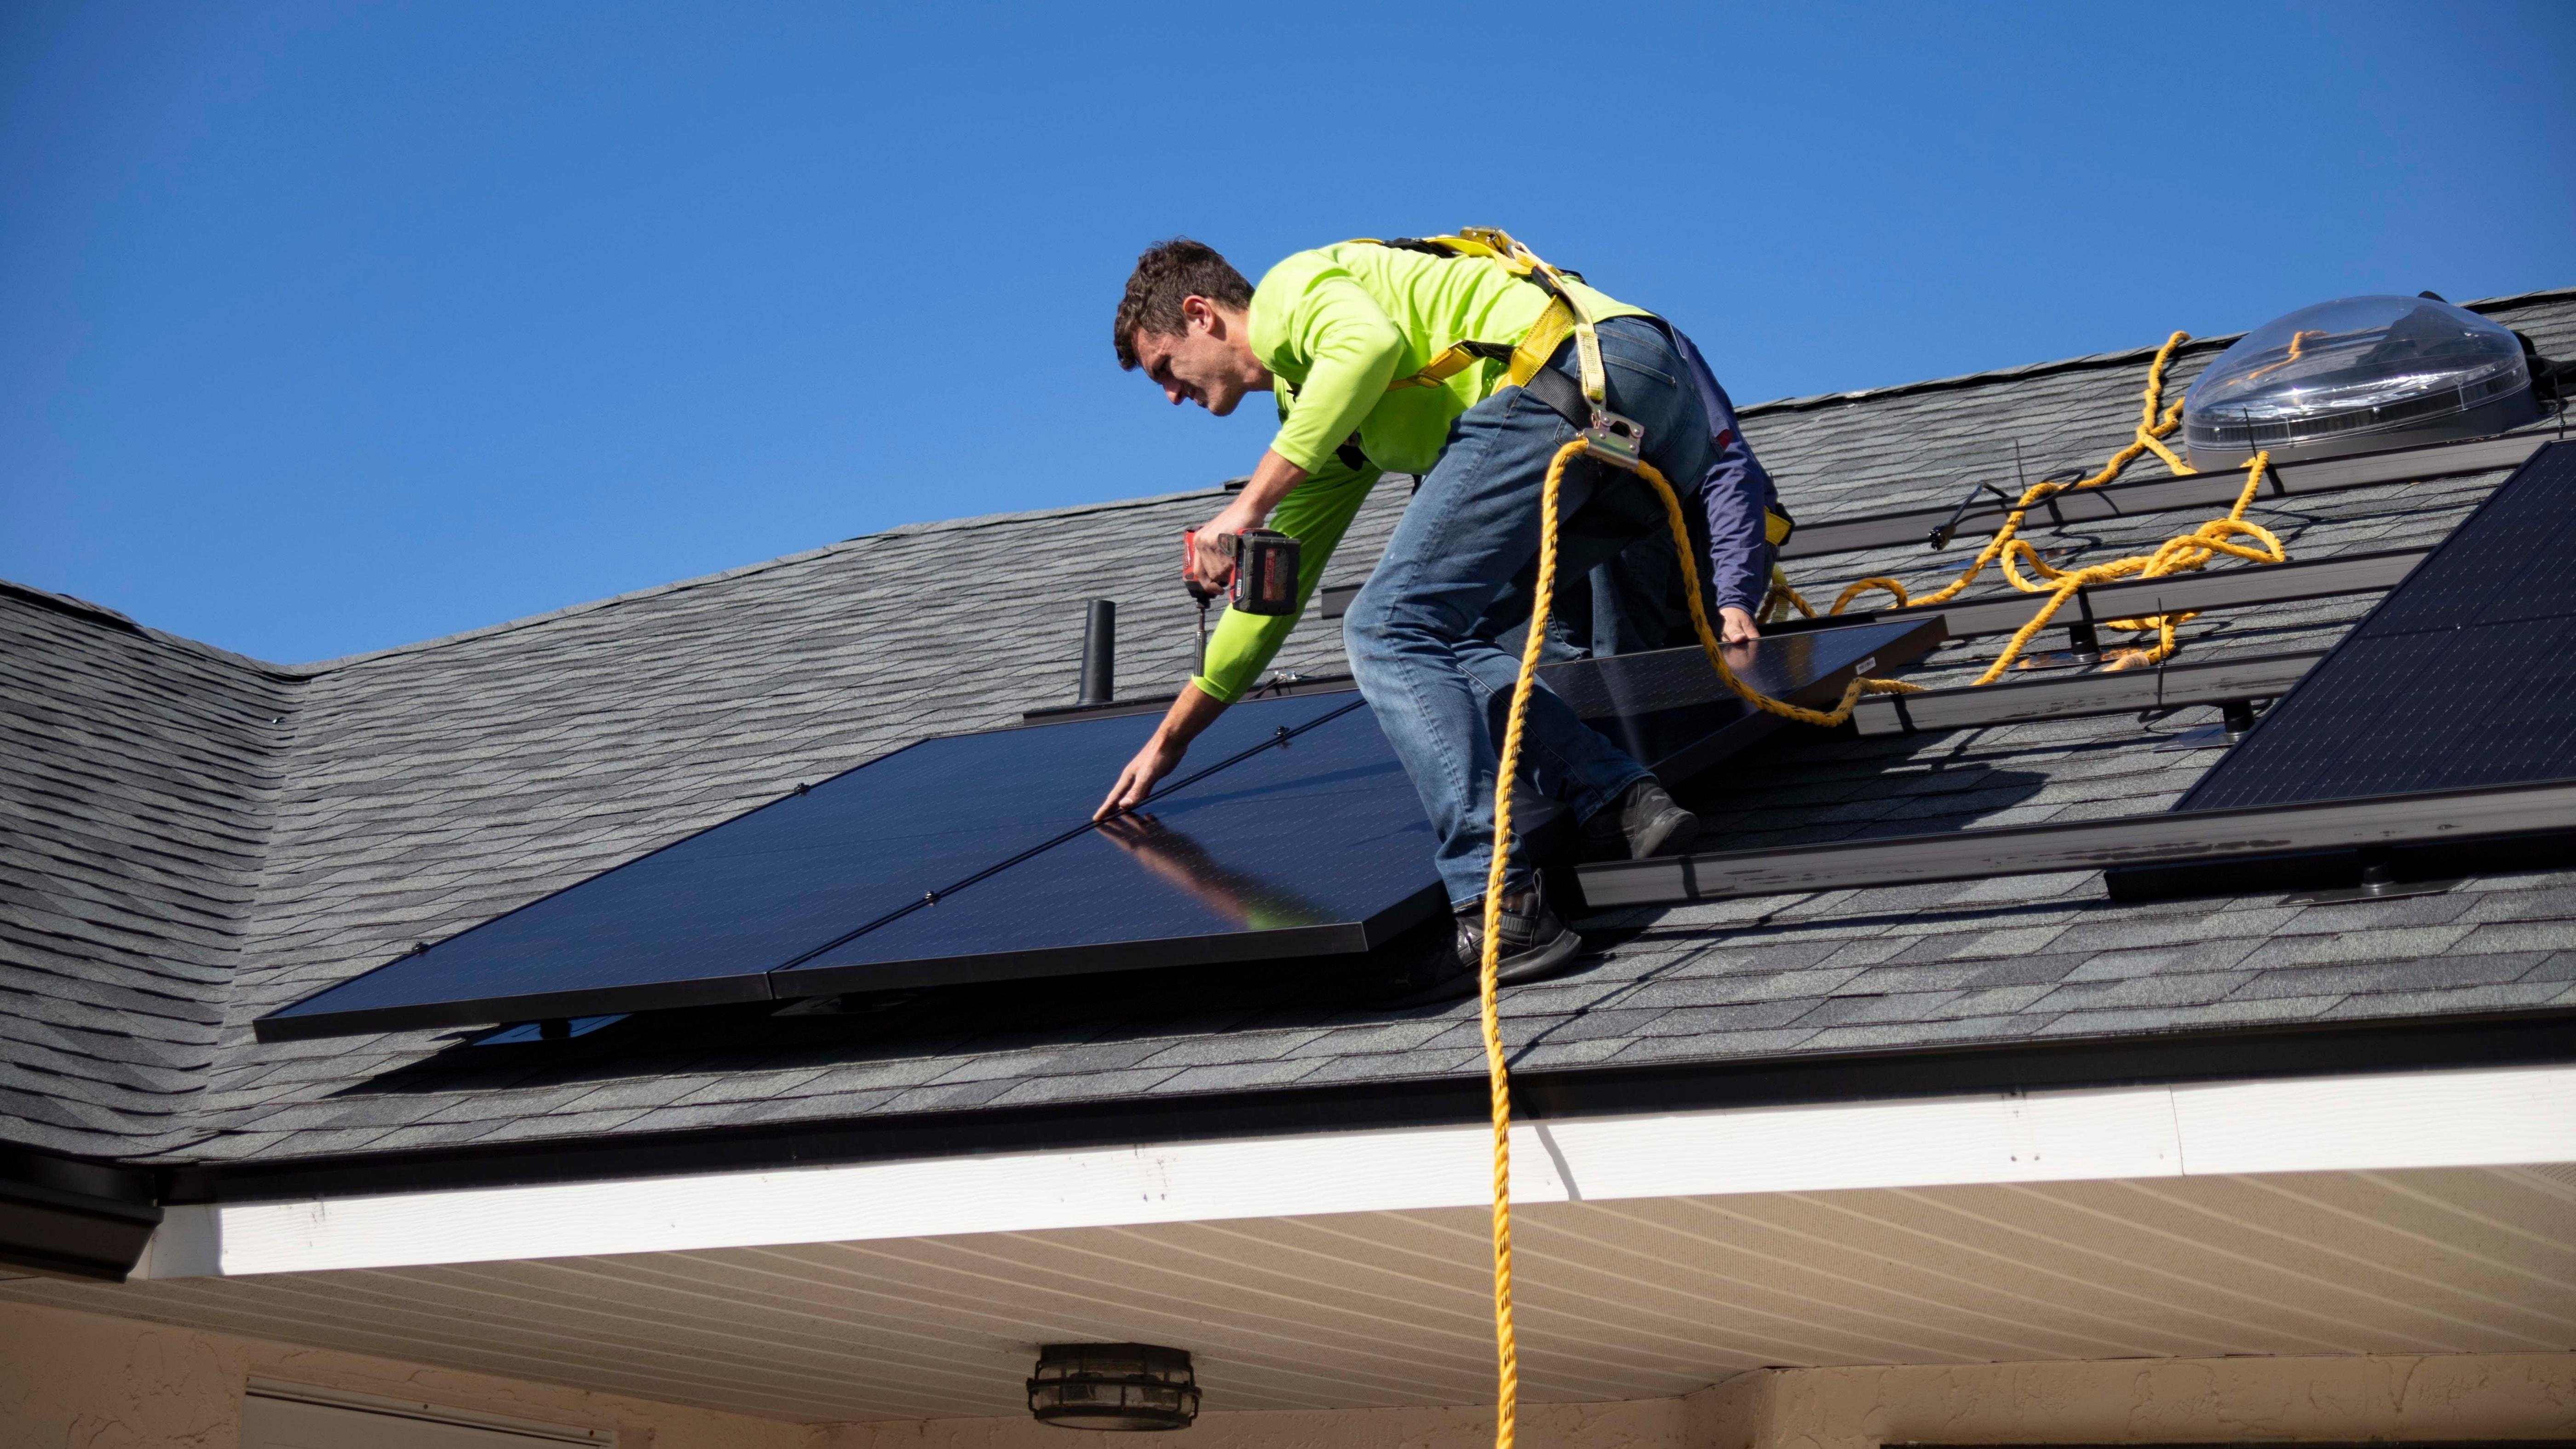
1478 440 1925 1448
1808 333 2283 681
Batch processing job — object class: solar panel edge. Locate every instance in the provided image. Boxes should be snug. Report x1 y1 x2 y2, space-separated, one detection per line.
251 972 778 1043
771 884 1448 1003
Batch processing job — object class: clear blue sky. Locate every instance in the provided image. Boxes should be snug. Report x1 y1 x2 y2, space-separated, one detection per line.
6 2 2572 663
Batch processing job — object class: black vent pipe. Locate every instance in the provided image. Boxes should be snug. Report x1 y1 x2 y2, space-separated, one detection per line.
1078 600 1116 705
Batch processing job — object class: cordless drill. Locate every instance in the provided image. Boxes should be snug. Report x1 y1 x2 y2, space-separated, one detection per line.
1182 527 1301 669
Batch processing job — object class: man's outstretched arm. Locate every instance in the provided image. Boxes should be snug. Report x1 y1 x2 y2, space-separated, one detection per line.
1096 453 1381 819
1095 679 1230 819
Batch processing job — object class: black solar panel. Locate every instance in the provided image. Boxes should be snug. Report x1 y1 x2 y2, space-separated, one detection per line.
255 693 1357 1039
1541 621 1926 782
2182 441 2576 811
257 616 1943 1041
775 701 1441 995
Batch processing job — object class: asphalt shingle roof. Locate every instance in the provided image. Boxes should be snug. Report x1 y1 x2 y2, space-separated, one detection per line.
7 286 2574 1167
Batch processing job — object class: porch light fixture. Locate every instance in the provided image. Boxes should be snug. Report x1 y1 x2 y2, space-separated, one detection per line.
1026 1343 1200 1431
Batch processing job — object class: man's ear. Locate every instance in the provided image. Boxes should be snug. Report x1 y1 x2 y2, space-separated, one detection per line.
1182 294 1222 337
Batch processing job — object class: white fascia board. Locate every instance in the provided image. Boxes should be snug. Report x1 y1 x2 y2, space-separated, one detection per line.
139 1064 2576 1280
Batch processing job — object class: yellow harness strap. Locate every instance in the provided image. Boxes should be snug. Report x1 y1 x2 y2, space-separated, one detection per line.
1357 228 1795 555
1355 231 1595 398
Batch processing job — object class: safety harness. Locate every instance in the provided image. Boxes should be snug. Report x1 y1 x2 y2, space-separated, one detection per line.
1353 229 1795 556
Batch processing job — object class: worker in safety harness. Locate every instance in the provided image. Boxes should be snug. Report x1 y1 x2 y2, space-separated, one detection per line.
1543 328 1783 660
1095 235 1772 987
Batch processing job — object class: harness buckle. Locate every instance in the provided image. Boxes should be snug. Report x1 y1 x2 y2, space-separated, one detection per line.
1583 409 1646 472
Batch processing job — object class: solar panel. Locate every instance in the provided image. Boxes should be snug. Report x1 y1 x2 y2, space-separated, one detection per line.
1541 620 1932 782
778 619 1939 996
774 700 1441 995
2179 441 2576 812
257 615 1943 1041
254 693 1357 1040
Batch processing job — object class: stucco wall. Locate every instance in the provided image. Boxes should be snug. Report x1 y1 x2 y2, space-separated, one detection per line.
814 1397 1687 1449
829 1355 2576 1449
0 1298 808 1449
6 1298 2570 1449
1699 1356 2576 1449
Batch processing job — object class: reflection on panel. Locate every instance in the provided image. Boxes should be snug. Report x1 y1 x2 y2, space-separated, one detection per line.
776 704 1444 995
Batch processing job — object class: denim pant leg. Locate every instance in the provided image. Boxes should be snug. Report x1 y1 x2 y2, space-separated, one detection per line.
1346 316 1717 908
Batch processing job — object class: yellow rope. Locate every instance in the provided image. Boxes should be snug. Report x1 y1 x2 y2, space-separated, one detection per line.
1813 333 2286 681
1480 330 2289 1445
1478 440 1926 1449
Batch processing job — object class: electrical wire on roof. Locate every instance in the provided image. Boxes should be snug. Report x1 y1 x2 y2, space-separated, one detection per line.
1764 334 2284 682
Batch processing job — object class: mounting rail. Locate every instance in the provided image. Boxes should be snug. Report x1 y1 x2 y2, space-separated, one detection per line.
1850 649 2323 736
1576 779 2576 909
1313 428 2540 619
1778 430 2546 560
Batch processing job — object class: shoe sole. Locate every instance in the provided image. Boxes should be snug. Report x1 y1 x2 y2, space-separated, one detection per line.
1629 806 1702 860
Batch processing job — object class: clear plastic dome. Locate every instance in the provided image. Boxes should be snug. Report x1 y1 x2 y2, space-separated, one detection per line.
2181 295 2536 468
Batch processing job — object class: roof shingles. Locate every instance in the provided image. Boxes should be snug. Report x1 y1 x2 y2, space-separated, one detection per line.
7 288 2575 1164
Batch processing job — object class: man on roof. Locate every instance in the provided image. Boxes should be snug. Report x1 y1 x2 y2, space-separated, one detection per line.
1096 235 1777 989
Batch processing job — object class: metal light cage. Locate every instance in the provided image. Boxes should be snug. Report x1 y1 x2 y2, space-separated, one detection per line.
2181 295 2538 470
1026 1343 1201 1432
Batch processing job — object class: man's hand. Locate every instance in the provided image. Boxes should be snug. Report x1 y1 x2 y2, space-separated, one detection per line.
1097 733 1186 819
1185 448 1310 594
1718 605 1761 645
1188 502 1261 593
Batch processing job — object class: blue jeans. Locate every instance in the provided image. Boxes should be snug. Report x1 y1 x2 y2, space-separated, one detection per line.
1345 316 1718 907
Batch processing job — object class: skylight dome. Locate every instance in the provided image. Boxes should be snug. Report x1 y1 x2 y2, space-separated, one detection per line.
2181 295 2537 469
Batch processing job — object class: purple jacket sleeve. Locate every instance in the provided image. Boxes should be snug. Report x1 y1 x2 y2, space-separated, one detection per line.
1672 329 1780 615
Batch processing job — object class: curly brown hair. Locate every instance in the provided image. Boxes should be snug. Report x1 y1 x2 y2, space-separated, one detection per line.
1112 238 1253 370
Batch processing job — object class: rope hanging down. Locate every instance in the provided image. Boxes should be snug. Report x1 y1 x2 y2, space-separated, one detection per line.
1768 334 2283 680
1477 440 1923 1449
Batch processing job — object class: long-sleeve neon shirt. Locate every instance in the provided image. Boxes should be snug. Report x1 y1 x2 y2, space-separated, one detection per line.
1191 243 1647 704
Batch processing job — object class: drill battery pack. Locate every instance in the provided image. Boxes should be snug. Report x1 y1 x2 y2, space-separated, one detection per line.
1181 527 1301 617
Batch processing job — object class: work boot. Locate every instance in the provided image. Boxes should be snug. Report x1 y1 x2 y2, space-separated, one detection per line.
1581 776 1701 862
1380 866 1576 1005
1376 879 1587 1006
1451 876 1586 987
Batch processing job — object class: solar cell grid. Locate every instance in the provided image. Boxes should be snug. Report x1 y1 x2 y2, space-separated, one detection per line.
2181 441 2576 813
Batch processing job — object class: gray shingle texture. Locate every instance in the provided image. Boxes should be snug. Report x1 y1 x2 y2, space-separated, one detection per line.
6 288 2574 1165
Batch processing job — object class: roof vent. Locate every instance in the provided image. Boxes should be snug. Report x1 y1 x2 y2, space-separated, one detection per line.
2181 294 2539 469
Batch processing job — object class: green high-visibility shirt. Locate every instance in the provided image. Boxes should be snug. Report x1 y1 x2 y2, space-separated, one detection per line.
1190 242 1648 705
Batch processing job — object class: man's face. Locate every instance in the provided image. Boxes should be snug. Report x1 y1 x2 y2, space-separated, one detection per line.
1133 296 1256 416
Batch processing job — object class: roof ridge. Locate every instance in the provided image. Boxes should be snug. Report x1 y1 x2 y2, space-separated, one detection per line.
1736 281 2576 418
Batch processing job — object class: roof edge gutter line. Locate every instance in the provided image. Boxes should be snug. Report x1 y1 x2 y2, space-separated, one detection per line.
138 1059 2576 1281
157 1009 2570 1204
